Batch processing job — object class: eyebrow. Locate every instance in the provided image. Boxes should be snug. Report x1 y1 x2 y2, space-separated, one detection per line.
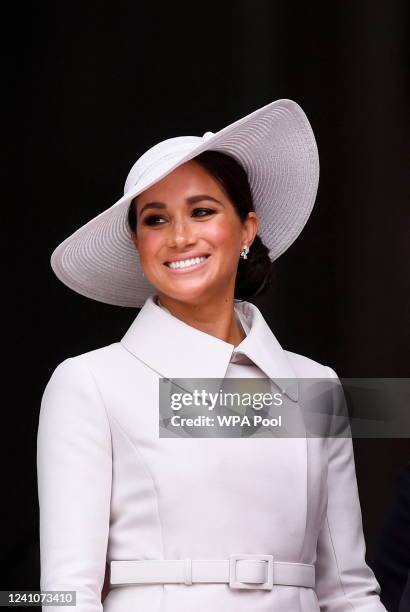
138 194 223 217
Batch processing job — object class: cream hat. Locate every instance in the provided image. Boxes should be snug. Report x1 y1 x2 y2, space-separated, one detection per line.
50 98 319 307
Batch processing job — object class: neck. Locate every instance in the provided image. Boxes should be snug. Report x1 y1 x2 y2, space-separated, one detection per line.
156 293 246 347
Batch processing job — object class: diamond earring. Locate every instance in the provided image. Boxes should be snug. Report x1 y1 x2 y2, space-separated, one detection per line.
240 245 250 259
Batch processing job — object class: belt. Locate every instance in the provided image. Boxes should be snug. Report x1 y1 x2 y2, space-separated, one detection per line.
110 554 315 590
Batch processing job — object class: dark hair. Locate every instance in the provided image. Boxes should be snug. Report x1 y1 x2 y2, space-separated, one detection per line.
127 150 273 300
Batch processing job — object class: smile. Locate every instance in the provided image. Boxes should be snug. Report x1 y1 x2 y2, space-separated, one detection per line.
165 255 210 271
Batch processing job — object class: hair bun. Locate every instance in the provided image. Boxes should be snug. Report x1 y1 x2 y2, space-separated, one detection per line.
235 234 273 300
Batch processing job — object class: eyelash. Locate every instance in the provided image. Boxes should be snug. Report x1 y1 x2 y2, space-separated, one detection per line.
142 208 216 226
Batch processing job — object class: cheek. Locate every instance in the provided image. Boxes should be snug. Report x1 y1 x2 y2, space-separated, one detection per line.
136 231 163 262
206 218 241 249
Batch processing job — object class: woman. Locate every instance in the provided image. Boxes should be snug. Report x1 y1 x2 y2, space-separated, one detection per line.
37 99 386 612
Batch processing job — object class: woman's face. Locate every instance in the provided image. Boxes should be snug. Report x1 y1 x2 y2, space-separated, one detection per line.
130 159 258 305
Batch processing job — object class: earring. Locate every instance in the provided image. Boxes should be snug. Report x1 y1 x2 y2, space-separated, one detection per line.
240 245 250 259
141 270 145 278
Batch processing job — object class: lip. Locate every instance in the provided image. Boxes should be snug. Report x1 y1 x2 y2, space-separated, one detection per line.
164 253 210 264
164 254 211 273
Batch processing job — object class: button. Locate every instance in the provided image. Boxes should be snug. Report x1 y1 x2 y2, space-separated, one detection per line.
202 131 214 140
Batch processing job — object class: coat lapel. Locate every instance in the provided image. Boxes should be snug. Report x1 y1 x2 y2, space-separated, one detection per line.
120 294 299 402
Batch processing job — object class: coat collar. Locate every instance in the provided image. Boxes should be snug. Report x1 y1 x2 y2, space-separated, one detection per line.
120 294 299 402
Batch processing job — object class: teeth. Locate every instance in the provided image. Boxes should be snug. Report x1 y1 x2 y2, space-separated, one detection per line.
167 256 207 270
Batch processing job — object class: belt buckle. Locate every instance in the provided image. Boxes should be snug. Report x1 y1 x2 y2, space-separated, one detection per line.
229 554 274 590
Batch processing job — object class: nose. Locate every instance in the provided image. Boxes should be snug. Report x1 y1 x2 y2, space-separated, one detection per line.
167 216 196 249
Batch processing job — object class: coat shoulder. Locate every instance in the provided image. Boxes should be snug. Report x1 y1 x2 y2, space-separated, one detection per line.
46 342 137 383
54 342 123 368
284 349 339 379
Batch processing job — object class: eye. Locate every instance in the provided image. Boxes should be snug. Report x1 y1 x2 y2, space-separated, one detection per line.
142 208 216 226
192 208 216 217
143 215 167 226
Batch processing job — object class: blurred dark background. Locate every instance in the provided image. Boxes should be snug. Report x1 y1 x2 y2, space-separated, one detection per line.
4 1 409 610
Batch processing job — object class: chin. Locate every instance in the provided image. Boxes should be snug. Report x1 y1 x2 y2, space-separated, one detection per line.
158 284 214 305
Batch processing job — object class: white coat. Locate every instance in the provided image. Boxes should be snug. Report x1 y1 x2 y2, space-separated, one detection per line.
37 294 386 612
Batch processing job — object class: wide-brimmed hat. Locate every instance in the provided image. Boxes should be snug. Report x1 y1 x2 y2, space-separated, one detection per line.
50 98 319 308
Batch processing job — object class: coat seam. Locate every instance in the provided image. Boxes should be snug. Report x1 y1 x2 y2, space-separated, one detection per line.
324 401 357 612
106 413 166 612
298 435 309 562
83 360 113 449
71 358 114 594
83 357 165 608
98 408 166 564
323 366 357 611
324 512 357 612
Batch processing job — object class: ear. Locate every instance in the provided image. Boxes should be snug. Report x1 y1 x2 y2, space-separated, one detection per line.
241 212 259 248
130 231 138 250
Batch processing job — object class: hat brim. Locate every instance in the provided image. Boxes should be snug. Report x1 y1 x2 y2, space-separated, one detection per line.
51 98 319 307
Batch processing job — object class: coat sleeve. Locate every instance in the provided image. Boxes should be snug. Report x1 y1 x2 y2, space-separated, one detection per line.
314 366 387 611
36 357 112 612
